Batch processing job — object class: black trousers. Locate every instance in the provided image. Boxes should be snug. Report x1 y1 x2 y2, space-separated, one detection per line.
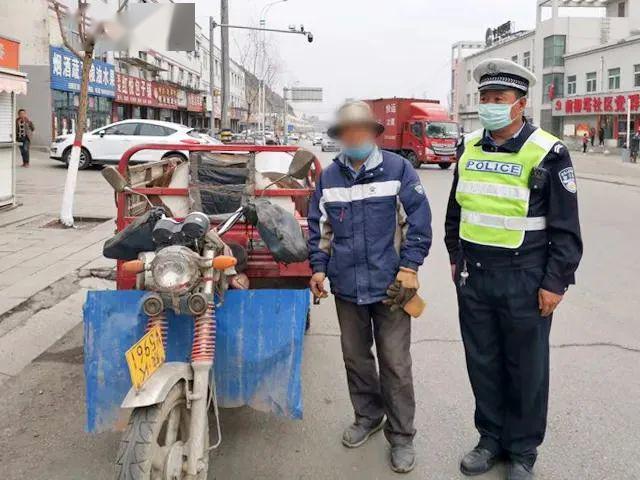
19 138 30 165
334 297 415 446
456 262 551 467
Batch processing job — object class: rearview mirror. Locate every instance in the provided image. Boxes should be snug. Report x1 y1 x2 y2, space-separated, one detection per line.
288 148 315 179
99 130 106 137
101 166 129 193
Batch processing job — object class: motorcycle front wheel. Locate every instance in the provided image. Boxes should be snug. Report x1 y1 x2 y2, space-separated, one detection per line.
115 382 210 480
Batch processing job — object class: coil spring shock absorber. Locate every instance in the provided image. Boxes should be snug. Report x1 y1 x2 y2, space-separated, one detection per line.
191 301 216 362
145 312 168 348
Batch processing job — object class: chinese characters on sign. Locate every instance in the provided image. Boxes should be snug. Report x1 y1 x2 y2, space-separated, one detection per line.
187 93 204 112
115 73 155 106
50 47 115 98
553 92 640 116
154 84 179 109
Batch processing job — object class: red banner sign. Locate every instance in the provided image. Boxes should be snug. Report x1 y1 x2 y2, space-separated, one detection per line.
115 73 155 106
187 92 204 112
0 36 20 70
553 92 640 116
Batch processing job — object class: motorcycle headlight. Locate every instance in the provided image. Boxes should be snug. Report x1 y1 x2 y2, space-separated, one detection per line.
150 246 200 294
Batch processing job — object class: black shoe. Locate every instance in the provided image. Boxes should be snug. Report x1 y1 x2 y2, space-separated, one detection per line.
341 417 385 448
460 447 500 476
507 460 534 480
390 443 416 474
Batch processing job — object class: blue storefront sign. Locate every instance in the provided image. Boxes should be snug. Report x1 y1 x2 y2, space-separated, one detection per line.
50 46 116 98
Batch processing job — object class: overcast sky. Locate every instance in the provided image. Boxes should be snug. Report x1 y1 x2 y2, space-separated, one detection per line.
191 0 539 119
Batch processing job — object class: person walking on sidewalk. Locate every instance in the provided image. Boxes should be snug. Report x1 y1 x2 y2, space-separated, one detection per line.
16 109 34 167
582 133 589 153
308 100 432 474
445 59 583 480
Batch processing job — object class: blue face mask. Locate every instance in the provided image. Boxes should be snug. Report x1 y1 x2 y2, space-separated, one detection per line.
343 143 375 161
478 100 519 132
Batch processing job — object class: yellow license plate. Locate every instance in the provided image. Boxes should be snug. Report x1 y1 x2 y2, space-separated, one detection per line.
125 326 166 391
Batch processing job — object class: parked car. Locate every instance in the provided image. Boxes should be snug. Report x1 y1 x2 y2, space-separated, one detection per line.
321 137 339 152
312 135 323 146
288 133 300 142
50 119 221 169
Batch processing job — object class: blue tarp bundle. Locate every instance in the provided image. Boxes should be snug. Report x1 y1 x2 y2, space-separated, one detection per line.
84 289 309 433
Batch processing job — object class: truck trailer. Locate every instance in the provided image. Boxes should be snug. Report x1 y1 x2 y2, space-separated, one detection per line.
364 98 459 169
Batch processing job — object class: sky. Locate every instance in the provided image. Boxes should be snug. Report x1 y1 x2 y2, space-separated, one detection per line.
191 0 540 119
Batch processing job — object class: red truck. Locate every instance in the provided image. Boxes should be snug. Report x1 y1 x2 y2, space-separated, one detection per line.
364 98 460 169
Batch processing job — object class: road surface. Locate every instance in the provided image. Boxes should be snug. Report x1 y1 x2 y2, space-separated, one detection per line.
0 146 639 479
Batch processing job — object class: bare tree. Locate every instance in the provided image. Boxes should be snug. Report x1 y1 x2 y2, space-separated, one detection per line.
54 0 97 227
235 29 281 129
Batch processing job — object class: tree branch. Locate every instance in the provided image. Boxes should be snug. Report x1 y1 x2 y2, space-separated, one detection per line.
54 1 84 59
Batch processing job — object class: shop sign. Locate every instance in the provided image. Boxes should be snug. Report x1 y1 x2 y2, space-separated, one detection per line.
0 37 20 70
115 73 154 106
50 46 115 98
553 91 640 116
177 89 188 109
153 82 179 109
187 93 204 112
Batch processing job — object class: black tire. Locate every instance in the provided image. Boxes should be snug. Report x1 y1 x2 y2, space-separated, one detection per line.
438 162 452 170
162 152 188 163
115 383 209 480
62 146 91 170
406 151 420 169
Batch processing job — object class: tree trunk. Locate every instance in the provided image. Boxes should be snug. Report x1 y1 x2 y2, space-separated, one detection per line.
59 49 93 227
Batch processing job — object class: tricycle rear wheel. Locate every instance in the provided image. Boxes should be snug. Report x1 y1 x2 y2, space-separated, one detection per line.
115 382 209 480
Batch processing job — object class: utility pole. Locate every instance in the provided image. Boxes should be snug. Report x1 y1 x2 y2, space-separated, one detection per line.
283 87 288 145
208 16 216 133
220 0 231 130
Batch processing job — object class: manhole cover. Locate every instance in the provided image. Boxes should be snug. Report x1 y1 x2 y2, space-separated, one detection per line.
40 216 112 230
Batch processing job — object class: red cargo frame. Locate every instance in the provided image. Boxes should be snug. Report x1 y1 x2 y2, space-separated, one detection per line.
115 144 321 290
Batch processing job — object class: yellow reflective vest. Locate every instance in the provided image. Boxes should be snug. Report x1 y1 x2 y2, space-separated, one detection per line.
455 127 560 249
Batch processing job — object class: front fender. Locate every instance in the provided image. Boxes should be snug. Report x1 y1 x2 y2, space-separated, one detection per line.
121 362 192 409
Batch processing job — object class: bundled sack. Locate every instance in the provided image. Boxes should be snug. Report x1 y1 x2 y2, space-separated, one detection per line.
245 199 308 264
103 207 165 260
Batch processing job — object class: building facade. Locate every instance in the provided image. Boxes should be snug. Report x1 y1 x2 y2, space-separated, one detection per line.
0 0 248 145
451 0 640 148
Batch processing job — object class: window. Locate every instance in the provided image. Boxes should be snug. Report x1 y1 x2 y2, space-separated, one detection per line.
104 123 138 136
523 51 531 69
473 92 478 105
543 35 566 68
635 64 640 87
139 123 173 136
466 94 471 106
586 72 597 93
567 75 577 95
618 1 626 17
466 70 471 81
511 55 518 64
608 67 621 90
543 73 564 102
410 122 423 137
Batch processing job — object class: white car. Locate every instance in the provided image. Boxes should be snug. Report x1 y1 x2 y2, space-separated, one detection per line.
50 119 221 170
312 135 323 146
321 137 339 152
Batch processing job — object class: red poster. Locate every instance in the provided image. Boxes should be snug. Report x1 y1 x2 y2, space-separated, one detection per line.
115 73 155 107
187 93 204 112
552 92 640 116
153 82 179 110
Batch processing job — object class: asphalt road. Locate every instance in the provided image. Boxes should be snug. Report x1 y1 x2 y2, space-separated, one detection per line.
1 145 639 479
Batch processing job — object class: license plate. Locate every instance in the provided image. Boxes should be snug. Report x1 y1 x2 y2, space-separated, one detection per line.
125 326 166 391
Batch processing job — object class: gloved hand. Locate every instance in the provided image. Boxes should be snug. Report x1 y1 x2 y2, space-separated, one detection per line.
383 267 419 311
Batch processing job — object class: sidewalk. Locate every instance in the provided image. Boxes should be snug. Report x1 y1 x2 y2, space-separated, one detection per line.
571 150 640 187
0 151 116 381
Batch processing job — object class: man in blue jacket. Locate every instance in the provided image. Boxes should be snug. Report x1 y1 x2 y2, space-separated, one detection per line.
308 101 432 473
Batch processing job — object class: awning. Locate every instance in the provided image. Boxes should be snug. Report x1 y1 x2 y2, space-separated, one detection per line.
0 69 28 95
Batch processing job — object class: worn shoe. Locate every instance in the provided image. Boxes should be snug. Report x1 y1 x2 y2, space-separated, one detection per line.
460 447 500 476
507 461 534 480
390 443 416 474
341 417 385 448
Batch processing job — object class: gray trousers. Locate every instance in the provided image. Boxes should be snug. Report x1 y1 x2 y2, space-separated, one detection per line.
335 297 416 445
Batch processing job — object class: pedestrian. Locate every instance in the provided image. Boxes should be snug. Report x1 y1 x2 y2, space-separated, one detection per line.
308 100 432 474
15 109 34 167
445 59 583 480
582 132 588 153
598 126 605 146
589 126 595 147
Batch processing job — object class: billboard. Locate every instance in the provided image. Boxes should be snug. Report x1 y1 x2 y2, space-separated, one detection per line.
287 87 323 102
50 47 116 98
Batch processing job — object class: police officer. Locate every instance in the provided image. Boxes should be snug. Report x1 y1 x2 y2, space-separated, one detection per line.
445 59 583 480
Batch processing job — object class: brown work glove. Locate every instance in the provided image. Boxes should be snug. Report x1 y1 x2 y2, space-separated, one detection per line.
383 267 419 311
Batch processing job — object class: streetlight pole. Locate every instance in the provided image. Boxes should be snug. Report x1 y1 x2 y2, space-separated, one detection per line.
220 0 231 130
208 16 216 133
